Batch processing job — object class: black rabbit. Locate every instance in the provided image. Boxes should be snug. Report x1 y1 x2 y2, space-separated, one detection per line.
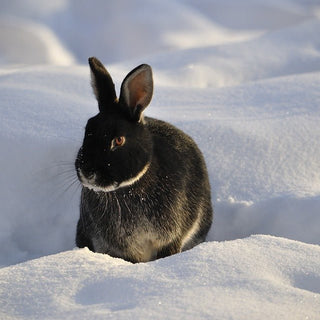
75 57 213 263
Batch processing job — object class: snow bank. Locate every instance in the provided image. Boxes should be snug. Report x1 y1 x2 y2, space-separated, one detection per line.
1 236 319 320
146 18 320 88
4 0 319 67
1 66 319 268
0 16 75 65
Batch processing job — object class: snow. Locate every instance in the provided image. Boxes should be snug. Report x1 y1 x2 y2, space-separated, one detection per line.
1 0 320 319
1 236 320 320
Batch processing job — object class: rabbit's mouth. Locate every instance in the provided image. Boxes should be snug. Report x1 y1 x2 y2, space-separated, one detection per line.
78 162 150 193
78 170 118 192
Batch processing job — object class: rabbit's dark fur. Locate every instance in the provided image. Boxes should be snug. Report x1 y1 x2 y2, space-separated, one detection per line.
75 57 213 263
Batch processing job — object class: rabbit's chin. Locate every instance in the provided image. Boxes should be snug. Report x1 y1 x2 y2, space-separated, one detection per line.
79 162 151 193
81 181 118 193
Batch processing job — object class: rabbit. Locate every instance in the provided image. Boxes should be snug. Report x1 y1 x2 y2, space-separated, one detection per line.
75 57 213 263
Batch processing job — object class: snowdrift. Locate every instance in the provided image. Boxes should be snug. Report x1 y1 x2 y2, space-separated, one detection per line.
1 0 320 319
1 236 320 319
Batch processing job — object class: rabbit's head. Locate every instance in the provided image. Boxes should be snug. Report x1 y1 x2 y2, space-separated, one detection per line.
75 57 153 192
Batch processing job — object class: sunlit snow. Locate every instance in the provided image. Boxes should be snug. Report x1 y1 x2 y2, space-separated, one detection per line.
0 1 320 319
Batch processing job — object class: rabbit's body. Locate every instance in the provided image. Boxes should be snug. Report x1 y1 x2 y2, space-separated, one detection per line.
75 58 213 263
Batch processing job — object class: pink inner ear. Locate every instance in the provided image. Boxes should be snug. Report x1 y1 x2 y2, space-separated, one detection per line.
128 71 148 107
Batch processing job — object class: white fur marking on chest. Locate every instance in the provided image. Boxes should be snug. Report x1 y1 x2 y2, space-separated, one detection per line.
117 162 150 189
80 162 150 193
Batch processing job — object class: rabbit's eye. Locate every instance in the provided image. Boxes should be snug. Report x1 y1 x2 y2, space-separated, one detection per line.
115 136 125 146
111 136 126 150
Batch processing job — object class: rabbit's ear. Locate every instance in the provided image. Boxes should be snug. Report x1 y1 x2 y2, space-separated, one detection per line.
119 64 153 122
88 57 117 111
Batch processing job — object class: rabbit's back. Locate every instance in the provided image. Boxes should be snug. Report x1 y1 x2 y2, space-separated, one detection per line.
146 117 213 248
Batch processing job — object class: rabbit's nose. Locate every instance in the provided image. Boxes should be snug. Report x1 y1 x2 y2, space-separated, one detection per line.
79 169 96 184
86 172 95 180
80 163 95 178
78 165 94 180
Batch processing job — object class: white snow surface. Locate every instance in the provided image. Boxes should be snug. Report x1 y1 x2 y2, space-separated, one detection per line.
1 0 320 319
